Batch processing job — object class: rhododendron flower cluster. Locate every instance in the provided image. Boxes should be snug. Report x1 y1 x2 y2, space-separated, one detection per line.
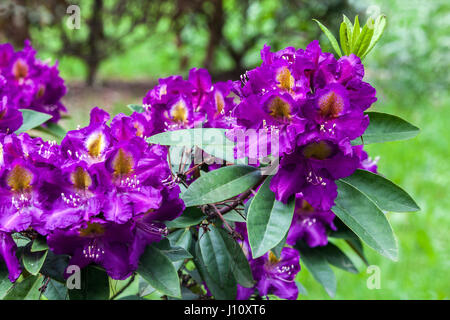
0 41 67 133
0 16 420 301
0 108 184 281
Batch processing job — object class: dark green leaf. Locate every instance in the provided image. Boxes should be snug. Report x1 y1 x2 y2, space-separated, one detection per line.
272 232 288 259
154 238 193 262
295 241 336 297
182 165 261 207
137 245 181 298
22 244 48 276
0 263 14 299
3 275 43 300
247 176 295 258
223 209 246 222
352 112 420 145
319 243 358 273
68 266 110 300
42 279 67 300
334 180 398 260
40 251 70 283
218 229 254 288
329 219 369 266
165 207 205 228
16 109 52 133
342 169 420 212
31 236 48 252
194 240 236 300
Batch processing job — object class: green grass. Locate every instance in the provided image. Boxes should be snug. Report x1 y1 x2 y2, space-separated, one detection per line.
297 91 450 300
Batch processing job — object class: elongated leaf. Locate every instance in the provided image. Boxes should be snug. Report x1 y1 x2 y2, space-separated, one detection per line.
342 169 420 212
22 245 48 276
40 251 70 283
194 240 236 300
295 241 336 297
198 226 233 287
165 207 205 228
353 23 368 56
247 176 295 258
340 22 350 55
182 165 261 207
218 229 254 288
148 128 228 147
68 266 110 300
352 15 360 50
0 263 14 299
352 112 420 145
356 22 374 57
319 243 358 273
313 19 342 57
272 233 288 259
16 109 52 133
137 245 181 298
330 218 369 266
363 15 387 58
334 180 398 260
127 104 145 113
3 275 43 300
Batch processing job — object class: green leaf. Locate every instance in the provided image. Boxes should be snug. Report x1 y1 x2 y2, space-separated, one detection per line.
362 15 387 59
40 251 70 283
313 19 342 57
167 228 194 270
330 218 369 266
22 244 48 276
15 109 52 133
247 176 295 258
351 15 360 50
218 228 254 288
148 128 236 163
42 279 68 300
339 22 350 55
181 165 261 207
68 266 110 300
137 245 181 298
271 232 288 259
194 240 236 300
127 104 145 113
165 207 205 228
351 112 420 145
295 241 336 297
334 180 398 260
46 122 66 139
198 225 233 288
353 23 369 56
3 275 43 300
356 22 374 57
223 209 246 222
31 236 48 252
342 169 420 212
154 238 193 262
319 243 358 274
0 263 14 299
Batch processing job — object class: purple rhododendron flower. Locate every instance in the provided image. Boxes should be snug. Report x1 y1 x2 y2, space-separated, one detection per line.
0 231 21 282
286 197 337 247
0 41 67 124
142 68 236 135
42 108 184 280
235 223 301 300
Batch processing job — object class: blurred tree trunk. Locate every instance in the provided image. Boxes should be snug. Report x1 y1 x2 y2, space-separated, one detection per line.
86 0 104 86
0 0 31 47
203 0 224 71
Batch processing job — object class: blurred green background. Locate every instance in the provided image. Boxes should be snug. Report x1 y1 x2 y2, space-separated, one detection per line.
1 0 448 299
